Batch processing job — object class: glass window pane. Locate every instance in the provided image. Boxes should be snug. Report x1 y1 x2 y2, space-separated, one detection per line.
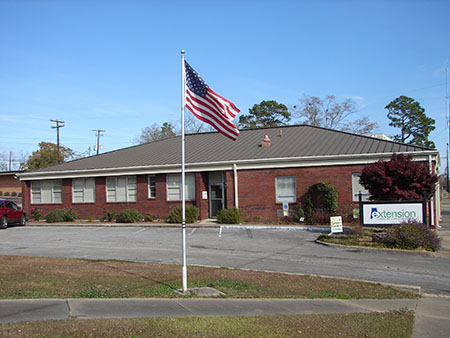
53 180 62 203
31 182 41 204
85 178 95 202
127 177 136 202
352 173 370 201
276 176 296 203
149 176 156 198
116 177 127 201
106 178 116 202
41 181 52 203
186 173 196 201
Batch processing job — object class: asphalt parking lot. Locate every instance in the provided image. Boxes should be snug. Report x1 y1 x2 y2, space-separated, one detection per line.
1 225 449 296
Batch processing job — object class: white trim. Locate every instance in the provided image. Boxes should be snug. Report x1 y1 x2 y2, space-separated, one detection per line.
17 151 439 181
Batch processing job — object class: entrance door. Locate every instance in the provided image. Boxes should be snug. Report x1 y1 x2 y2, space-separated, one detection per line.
209 172 224 218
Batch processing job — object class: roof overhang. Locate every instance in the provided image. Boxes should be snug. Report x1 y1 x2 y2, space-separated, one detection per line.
17 150 439 181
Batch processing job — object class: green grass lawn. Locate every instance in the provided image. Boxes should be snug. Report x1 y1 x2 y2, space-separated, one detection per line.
0 311 414 338
0 255 417 299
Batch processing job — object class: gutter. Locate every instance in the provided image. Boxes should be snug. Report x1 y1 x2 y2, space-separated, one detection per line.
17 150 439 181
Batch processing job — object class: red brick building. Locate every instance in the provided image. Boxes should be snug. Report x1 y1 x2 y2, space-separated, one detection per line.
18 125 441 224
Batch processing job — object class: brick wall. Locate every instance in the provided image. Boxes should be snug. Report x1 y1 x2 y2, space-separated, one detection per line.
22 174 197 220
0 174 22 195
237 164 367 222
21 164 367 221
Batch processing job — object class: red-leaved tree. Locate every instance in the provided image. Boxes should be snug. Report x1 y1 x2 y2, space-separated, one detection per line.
359 154 438 201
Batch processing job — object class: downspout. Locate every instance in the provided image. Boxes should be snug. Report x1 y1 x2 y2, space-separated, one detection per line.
428 154 436 227
233 163 239 208
433 154 441 227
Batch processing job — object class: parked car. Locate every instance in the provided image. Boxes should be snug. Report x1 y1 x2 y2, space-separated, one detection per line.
0 199 26 229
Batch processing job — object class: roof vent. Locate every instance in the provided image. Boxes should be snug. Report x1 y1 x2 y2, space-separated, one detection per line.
261 135 271 148
279 129 283 137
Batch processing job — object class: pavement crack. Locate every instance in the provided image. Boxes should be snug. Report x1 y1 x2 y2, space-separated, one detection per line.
65 299 76 319
173 300 195 315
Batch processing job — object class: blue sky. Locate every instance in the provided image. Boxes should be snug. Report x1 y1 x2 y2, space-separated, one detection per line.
1 0 449 170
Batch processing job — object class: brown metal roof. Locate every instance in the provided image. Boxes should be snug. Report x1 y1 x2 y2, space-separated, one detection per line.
26 125 434 174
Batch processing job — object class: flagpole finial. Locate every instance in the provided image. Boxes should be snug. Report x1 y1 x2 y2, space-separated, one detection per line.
181 50 185 54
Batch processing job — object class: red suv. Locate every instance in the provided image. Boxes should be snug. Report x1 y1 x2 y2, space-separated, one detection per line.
0 199 26 229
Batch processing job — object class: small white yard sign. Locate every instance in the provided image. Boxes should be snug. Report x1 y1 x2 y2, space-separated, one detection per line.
330 216 343 235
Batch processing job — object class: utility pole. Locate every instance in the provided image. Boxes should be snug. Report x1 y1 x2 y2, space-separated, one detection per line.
92 129 106 155
447 144 449 193
446 57 450 192
50 120 65 164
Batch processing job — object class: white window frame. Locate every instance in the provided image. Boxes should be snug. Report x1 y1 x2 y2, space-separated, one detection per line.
148 175 156 199
275 176 296 203
30 180 62 204
72 178 95 203
352 173 370 201
106 176 137 202
166 173 195 201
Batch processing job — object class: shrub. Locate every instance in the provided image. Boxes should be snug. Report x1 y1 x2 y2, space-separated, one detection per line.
115 209 143 223
0 191 3 196
31 209 42 221
292 204 305 222
304 181 338 223
11 192 17 197
144 214 156 222
217 208 243 224
252 215 261 223
167 205 199 224
4 192 10 196
101 210 115 222
310 209 332 225
46 209 78 223
381 221 441 252
360 154 438 201
64 208 78 221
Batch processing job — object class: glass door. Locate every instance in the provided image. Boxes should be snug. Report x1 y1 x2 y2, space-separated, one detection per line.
209 172 224 218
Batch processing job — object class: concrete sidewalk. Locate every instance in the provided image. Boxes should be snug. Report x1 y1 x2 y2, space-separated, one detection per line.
1 296 450 338
0 297 420 323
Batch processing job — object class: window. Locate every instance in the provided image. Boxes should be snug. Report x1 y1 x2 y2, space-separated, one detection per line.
148 175 156 198
167 173 195 201
30 180 62 204
106 176 136 202
276 176 296 203
352 173 370 201
73 178 95 203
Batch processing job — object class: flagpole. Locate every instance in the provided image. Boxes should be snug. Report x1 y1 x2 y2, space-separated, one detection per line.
181 50 188 293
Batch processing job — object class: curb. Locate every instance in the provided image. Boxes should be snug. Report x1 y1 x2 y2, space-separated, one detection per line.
315 239 436 257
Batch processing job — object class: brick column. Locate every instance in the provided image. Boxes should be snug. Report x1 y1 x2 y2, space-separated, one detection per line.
195 172 209 219
225 170 235 209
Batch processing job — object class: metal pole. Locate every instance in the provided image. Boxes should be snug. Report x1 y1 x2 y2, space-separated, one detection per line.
181 50 187 293
447 143 449 193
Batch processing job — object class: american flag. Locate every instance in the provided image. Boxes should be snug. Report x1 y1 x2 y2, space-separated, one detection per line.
185 61 240 140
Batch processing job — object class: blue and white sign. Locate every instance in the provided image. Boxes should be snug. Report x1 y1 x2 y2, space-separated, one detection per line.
283 201 289 216
362 203 423 225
